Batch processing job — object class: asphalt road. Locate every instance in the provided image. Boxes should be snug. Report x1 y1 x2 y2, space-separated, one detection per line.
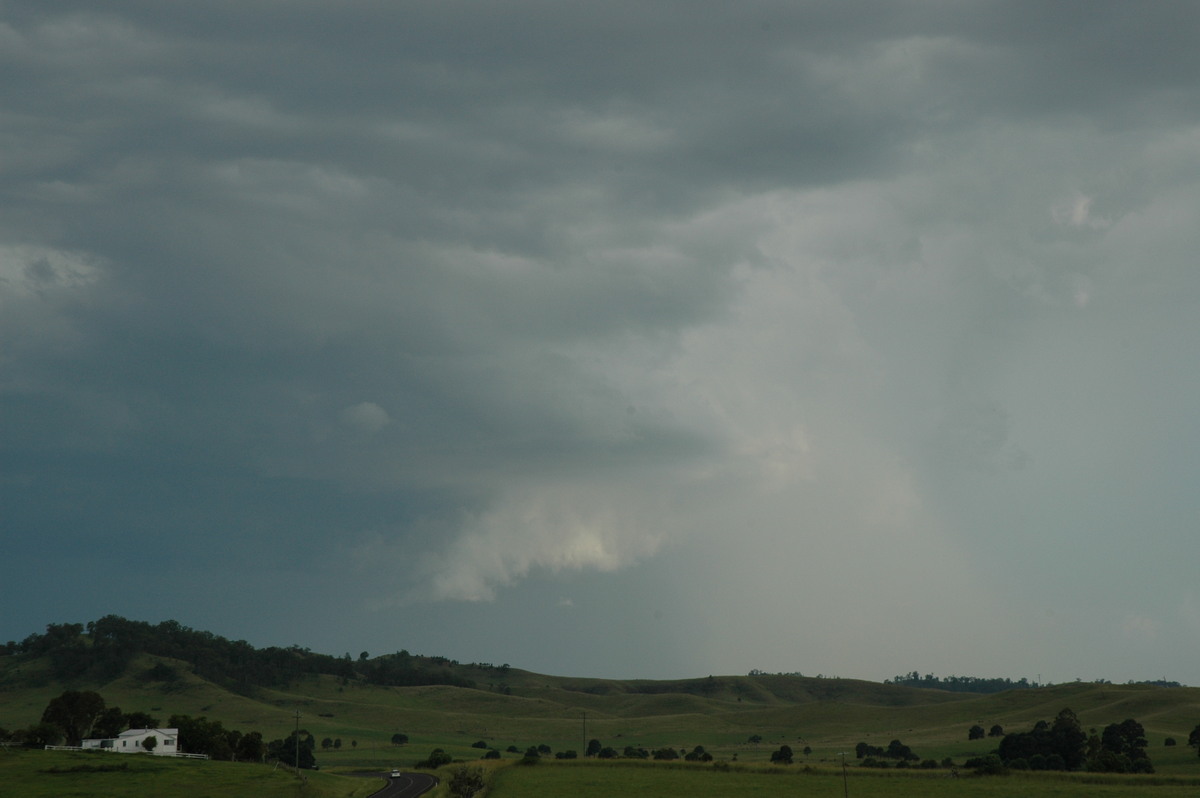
360 771 438 798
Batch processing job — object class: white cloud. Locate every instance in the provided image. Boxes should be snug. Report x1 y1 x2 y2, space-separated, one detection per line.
339 402 391 434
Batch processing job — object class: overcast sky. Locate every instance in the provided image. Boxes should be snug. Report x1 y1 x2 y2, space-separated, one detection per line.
4 1 1200 685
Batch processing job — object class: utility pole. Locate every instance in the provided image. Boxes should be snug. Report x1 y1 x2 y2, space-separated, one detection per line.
840 751 849 798
294 710 301 775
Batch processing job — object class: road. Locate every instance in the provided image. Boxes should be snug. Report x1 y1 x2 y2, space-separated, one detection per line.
360 770 438 798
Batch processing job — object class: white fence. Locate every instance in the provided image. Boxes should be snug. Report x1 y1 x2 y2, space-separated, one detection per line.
44 745 209 760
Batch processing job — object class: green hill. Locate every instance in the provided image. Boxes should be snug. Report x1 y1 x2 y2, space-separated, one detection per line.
2 618 1199 778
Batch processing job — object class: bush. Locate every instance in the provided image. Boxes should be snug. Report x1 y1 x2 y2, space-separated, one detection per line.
416 749 452 769
470 740 487 749
447 766 484 798
482 749 500 760
973 754 1007 776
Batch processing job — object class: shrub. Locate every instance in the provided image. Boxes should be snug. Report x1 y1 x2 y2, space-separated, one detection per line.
447 766 485 798
470 740 487 749
416 749 452 769
973 754 1007 776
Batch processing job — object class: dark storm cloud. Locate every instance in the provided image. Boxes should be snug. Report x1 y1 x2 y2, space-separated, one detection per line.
3 1 1200 681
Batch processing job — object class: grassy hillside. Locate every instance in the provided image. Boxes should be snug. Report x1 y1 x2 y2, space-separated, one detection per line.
4 650 1199 771
3 619 1200 798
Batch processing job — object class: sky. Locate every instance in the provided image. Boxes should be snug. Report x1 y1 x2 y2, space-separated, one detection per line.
3 1 1200 686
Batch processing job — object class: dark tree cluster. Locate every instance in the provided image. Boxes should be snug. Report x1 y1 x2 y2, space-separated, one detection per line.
854 739 918 762
985 708 1155 774
266 730 314 769
6 616 476 693
888 671 1040 693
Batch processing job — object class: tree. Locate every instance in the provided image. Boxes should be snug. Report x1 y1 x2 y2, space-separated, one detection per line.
1095 719 1153 773
989 724 1004 737
417 749 452 769
803 746 812 757
41 690 107 745
91 706 126 739
1188 724 1200 754
322 737 334 750
334 738 342 749
124 711 160 730
770 744 793 764
586 738 602 757
19 722 64 747
391 733 409 745
170 715 234 760
598 746 619 759
470 740 488 749
968 724 985 740
521 746 540 765
268 731 316 769
482 748 500 759
235 731 266 762
886 739 918 761
142 735 158 752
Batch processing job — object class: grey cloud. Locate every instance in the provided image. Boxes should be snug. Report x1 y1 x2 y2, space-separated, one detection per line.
3 1 1200 683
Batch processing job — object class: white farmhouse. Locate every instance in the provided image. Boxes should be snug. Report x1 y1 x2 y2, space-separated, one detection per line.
82 727 179 755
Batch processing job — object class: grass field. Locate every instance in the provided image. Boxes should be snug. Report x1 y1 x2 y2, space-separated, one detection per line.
3 650 1200 796
0 748 383 798
485 759 1200 798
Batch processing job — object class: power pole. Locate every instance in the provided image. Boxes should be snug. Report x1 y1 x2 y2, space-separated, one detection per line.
840 751 849 798
294 710 301 775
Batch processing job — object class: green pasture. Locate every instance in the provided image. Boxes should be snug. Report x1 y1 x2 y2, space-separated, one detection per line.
486 759 1200 798
3 651 1200 794
0 748 382 798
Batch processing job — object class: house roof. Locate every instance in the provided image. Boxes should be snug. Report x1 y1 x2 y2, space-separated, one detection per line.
118 728 178 738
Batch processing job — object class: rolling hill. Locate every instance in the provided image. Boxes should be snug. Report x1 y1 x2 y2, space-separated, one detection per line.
2 618 1199 775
